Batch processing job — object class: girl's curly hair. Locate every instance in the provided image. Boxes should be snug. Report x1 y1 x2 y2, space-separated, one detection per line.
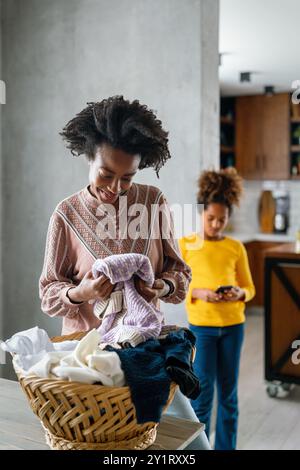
60 95 171 177
197 168 243 213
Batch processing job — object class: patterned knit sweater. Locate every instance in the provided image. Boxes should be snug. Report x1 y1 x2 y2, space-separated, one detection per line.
39 183 192 335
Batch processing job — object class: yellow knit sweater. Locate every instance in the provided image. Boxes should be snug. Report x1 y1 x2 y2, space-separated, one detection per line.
179 233 255 327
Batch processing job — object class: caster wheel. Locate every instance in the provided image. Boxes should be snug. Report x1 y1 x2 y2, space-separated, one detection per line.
281 383 294 392
266 383 279 397
266 381 293 398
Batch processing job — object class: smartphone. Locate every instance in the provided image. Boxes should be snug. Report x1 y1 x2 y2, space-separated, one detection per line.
215 285 234 294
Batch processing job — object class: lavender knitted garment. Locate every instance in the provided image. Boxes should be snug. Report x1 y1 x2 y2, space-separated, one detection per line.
92 254 164 347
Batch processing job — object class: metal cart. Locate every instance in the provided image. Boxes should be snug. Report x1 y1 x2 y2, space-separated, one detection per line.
264 243 300 398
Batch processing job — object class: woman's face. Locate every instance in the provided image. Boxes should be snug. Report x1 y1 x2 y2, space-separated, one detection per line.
88 143 141 204
203 203 229 240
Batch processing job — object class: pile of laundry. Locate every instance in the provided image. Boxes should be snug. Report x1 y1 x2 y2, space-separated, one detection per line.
1 326 201 424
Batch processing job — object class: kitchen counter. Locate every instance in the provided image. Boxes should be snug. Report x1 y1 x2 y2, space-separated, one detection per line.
229 235 294 306
225 232 295 244
264 242 300 259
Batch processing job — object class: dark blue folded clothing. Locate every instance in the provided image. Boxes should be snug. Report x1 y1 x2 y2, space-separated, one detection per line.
106 328 200 424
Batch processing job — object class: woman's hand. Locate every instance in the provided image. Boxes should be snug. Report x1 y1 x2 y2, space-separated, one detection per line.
67 270 115 303
221 286 245 302
134 277 167 302
192 288 222 303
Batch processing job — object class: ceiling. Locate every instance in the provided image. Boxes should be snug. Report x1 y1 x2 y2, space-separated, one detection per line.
219 0 300 96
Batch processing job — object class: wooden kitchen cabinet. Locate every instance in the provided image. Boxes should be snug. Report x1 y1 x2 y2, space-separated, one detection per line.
236 93 290 180
244 241 289 306
236 95 262 179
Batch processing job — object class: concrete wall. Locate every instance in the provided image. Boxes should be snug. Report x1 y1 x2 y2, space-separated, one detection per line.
200 0 220 171
0 0 219 378
0 1 5 370
0 1 3 363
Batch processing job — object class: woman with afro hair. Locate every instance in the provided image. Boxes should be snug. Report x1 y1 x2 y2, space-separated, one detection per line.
179 168 255 450
39 96 211 450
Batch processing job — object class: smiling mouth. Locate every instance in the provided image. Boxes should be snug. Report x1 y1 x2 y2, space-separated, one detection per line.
98 189 118 202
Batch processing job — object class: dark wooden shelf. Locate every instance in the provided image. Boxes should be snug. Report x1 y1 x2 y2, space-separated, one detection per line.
221 145 235 153
221 116 235 125
291 145 300 152
291 117 300 123
291 174 300 180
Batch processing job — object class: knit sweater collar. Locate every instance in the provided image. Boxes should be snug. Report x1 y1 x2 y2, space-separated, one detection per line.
81 183 137 211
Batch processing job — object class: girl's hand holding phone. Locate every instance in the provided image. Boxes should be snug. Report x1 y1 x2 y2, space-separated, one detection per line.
221 286 245 302
192 288 223 303
192 286 246 303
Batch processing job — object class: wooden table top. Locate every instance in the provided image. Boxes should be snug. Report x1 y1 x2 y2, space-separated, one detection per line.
0 378 204 450
265 242 300 259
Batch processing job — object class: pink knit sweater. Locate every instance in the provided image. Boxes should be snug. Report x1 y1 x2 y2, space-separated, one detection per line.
39 183 192 335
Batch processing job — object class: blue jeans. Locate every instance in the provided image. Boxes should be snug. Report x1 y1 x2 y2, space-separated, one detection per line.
189 323 244 450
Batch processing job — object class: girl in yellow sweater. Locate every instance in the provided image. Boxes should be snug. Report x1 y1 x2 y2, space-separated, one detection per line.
179 169 255 450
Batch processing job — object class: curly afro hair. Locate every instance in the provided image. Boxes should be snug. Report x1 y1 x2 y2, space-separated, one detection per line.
197 168 243 213
60 95 171 177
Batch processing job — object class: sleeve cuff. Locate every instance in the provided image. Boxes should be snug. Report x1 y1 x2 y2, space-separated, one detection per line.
243 287 255 302
160 279 175 298
60 287 84 308
156 272 190 304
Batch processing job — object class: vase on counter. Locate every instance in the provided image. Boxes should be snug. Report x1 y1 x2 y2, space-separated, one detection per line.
258 190 276 234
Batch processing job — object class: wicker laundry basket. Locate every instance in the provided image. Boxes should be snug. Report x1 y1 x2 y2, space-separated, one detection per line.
13 331 178 450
